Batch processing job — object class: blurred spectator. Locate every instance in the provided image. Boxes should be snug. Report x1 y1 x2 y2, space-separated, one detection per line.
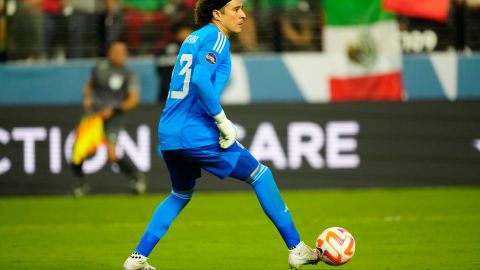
180 0 194 9
162 0 193 31
155 20 194 102
64 0 123 58
2 0 477 60
0 0 6 61
8 0 45 60
41 0 66 59
466 0 480 7
465 0 480 51
104 0 124 54
163 0 193 23
236 0 259 51
154 0 195 102
259 0 313 51
123 0 172 54
454 0 467 51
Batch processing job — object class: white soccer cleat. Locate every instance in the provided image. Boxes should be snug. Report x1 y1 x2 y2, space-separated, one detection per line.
288 241 320 269
123 252 156 270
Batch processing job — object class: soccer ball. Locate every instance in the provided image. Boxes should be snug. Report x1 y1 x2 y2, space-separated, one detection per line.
316 227 355 266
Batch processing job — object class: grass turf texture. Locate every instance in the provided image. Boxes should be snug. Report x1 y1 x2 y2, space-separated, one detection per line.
1 187 479 269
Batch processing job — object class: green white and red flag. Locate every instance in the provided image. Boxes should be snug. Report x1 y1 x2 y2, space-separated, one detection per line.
324 0 404 101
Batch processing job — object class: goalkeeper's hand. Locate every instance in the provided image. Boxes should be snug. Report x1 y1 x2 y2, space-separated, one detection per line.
213 110 237 149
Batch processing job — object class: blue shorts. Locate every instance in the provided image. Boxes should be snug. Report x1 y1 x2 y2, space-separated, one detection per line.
161 142 259 191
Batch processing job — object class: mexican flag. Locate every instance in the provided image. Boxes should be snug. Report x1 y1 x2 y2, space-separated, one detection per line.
323 0 403 102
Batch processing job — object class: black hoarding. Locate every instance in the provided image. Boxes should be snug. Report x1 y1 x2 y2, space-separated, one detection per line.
1 102 479 195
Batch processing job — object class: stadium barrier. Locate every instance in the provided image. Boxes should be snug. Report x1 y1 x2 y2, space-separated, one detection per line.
1 53 480 105
1 103 479 195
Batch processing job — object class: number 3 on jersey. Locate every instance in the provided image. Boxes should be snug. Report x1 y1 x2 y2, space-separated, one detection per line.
170 54 192 100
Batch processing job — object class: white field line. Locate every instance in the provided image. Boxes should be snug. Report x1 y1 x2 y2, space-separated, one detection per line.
1 215 479 231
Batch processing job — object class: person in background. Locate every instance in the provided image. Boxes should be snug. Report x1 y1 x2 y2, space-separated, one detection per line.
72 41 147 197
236 0 259 51
465 0 480 51
40 0 65 59
259 0 313 51
8 0 45 60
64 0 122 58
0 0 6 61
123 0 172 54
155 20 195 102
155 2 196 103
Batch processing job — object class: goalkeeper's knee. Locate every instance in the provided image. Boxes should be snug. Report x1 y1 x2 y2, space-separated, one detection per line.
247 163 272 186
170 189 194 202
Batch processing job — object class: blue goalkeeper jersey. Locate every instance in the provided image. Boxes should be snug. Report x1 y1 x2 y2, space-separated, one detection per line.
158 24 231 150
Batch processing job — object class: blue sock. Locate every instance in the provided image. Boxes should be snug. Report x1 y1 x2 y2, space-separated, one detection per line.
247 164 301 249
135 190 192 256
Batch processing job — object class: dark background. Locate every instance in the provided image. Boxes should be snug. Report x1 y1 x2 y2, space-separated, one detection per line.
1 101 479 196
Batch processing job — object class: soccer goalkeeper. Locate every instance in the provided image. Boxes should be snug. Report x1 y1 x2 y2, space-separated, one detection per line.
123 0 320 269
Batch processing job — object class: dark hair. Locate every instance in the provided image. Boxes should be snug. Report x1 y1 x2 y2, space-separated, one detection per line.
194 0 231 26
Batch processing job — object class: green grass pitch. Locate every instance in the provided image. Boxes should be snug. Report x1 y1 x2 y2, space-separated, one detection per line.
1 187 479 269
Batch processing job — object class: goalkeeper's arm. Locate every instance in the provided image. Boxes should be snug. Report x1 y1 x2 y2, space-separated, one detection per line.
192 65 237 149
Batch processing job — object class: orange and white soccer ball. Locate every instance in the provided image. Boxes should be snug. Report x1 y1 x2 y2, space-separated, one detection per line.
316 227 355 266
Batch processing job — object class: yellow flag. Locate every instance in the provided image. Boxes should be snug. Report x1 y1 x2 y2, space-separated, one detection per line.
72 114 106 165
